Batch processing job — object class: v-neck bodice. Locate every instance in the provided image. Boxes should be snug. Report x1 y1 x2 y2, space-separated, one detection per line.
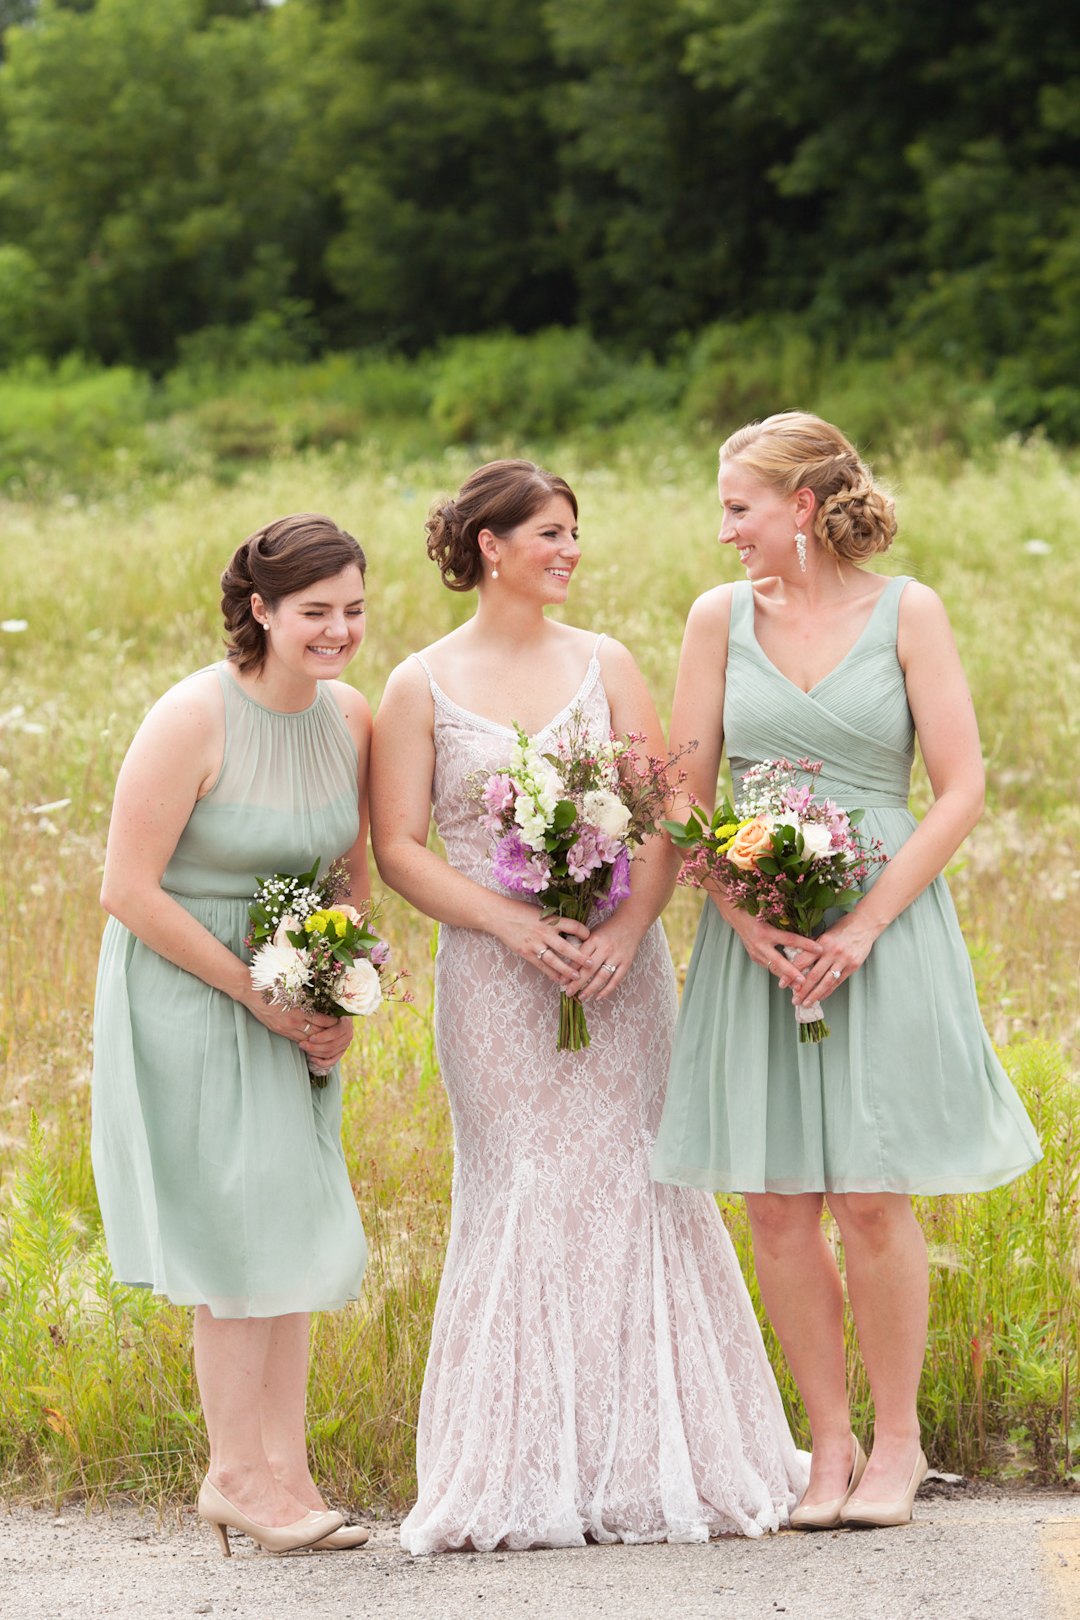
724 576 914 809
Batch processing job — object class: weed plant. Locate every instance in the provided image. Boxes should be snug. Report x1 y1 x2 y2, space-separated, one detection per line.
1 434 1079 1507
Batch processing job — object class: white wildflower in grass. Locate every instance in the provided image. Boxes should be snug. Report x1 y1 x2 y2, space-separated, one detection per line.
583 787 632 841
0 619 28 633
250 940 312 997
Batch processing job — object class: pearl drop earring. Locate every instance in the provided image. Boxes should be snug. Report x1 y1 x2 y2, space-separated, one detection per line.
491 567 499 579
794 531 807 572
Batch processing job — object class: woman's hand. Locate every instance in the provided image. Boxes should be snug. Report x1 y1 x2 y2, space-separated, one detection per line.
565 912 647 1003
792 910 883 1005
241 991 348 1055
490 902 592 988
723 902 821 989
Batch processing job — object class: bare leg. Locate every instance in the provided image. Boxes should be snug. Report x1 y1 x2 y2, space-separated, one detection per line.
259 1312 326 1511
744 1192 855 1506
827 1192 928 1500
193 1306 312 1527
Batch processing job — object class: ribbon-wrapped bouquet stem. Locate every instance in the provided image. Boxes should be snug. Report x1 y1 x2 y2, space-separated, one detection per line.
246 857 411 1084
474 707 689 1052
665 758 886 1043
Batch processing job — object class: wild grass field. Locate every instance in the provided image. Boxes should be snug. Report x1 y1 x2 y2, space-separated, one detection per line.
1 434 1079 1511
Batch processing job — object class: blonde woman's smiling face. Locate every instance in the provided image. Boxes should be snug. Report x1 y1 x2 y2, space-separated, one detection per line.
718 463 806 579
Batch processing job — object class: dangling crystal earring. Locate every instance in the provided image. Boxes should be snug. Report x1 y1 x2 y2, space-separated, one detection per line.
794 531 807 572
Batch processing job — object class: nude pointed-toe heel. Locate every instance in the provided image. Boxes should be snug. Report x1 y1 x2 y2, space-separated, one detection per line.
789 1437 868 1531
309 1524 371 1551
840 1448 928 1529
197 1478 344 1556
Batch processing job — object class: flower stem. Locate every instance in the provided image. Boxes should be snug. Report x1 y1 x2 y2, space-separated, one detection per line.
798 1019 830 1044
558 992 590 1051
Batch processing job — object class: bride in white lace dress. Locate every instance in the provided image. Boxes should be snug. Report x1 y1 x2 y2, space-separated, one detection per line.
371 460 807 1554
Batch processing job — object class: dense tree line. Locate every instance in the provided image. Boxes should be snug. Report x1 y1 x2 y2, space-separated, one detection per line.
0 0 1076 414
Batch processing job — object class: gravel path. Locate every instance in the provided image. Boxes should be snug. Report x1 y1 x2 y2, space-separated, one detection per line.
1 1487 1076 1619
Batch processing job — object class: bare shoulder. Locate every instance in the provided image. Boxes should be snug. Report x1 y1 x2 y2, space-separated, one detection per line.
595 634 642 682
376 654 436 717
686 581 735 637
140 667 223 743
326 679 373 728
897 578 948 624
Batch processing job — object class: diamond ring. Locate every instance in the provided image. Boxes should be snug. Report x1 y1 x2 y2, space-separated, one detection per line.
603 964 617 975
831 969 841 980
537 946 549 962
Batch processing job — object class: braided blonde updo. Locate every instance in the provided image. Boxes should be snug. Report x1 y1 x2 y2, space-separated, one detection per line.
720 411 896 562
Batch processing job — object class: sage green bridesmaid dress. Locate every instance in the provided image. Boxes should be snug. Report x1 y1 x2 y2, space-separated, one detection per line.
652 577 1042 1196
91 665 367 1317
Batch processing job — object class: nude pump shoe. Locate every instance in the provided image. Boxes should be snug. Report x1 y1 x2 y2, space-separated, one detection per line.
309 1523 371 1550
789 1437 868 1531
841 1447 928 1529
197 1477 344 1556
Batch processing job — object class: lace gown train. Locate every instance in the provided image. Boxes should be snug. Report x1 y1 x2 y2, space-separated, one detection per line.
399 642 806 1554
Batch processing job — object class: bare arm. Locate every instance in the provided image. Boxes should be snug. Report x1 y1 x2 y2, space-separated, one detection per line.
796 582 985 1006
369 659 592 987
668 586 820 990
100 673 347 1064
571 639 679 1002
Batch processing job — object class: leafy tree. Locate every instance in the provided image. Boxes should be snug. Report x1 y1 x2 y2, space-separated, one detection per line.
0 0 331 364
320 0 575 349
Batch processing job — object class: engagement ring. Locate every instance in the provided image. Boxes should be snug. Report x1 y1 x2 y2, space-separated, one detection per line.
537 946 549 962
604 964 617 975
831 969 841 980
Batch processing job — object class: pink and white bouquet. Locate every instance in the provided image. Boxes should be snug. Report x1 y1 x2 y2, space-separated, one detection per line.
474 707 685 1051
246 857 411 1085
665 758 886 1043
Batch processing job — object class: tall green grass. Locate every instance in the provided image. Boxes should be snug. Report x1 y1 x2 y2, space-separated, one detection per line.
1 433 1079 1506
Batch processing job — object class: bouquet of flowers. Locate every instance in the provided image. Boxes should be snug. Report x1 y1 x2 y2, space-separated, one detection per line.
474 707 686 1051
246 857 410 1084
664 758 886 1043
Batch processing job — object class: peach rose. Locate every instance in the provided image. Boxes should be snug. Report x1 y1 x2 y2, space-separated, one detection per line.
727 815 776 870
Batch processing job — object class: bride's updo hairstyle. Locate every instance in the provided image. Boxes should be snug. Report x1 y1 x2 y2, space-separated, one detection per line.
220 512 366 672
720 411 897 562
425 458 578 591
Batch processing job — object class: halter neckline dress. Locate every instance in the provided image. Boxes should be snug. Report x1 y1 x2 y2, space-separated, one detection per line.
652 577 1042 1196
92 663 367 1318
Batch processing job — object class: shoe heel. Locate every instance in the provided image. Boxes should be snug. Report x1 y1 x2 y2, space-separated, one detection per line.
209 1520 231 1558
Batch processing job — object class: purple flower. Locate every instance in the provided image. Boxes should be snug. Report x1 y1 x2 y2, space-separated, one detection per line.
492 829 551 895
370 939 390 966
594 846 632 919
567 828 605 880
480 772 517 830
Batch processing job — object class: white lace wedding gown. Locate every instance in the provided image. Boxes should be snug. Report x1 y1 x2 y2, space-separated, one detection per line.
400 640 807 1554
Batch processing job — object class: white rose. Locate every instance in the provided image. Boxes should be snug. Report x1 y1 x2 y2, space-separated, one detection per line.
582 787 631 842
336 958 383 1016
800 822 833 859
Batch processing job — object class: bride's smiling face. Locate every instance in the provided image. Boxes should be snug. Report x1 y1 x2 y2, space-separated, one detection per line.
481 495 580 603
718 463 811 580
252 563 366 681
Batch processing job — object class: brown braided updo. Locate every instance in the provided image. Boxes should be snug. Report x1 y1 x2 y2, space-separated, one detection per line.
719 412 896 562
425 459 578 592
220 513 366 672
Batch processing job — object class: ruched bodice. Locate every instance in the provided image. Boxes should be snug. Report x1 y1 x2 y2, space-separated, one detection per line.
399 640 807 1554
725 578 914 809
92 665 366 1318
653 574 1041 1197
